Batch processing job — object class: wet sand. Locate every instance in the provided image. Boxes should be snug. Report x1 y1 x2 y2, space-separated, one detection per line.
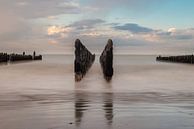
0 55 194 129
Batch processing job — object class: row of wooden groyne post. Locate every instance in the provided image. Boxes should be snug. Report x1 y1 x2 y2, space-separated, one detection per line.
156 55 194 64
0 51 42 63
74 39 114 82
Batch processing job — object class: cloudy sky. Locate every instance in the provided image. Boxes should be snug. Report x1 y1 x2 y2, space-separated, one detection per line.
1 0 194 55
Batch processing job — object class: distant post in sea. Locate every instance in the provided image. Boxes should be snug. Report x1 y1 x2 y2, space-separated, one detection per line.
33 51 36 58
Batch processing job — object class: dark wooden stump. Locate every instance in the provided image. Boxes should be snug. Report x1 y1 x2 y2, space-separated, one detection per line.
0 53 9 63
74 39 95 81
100 39 113 81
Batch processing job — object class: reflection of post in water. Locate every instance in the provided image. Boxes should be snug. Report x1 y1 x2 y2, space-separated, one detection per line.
74 92 89 126
103 93 114 125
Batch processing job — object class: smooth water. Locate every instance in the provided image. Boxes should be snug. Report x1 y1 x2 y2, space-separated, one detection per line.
0 55 194 129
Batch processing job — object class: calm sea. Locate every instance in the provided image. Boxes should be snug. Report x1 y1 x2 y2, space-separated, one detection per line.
0 55 194 129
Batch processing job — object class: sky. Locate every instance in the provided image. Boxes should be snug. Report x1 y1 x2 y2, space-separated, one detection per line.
0 0 194 55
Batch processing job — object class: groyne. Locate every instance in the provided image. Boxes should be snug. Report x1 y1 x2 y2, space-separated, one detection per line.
0 53 9 63
0 52 42 63
156 55 194 64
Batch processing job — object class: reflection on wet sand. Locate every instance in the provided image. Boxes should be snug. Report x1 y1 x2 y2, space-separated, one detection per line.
0 62 8 66
74 92 89 126
1 55 194 129
75 80 114 126
103 93 114 125
74 92 114 126
0 60 40 66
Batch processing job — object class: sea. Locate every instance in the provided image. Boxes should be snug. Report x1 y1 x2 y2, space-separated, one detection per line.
0 55 194 129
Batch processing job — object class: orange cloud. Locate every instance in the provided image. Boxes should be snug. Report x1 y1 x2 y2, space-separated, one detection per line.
47 26 72 35
48 40 58 45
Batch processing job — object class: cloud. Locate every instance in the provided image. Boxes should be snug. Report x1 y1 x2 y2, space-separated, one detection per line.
68 19 105 30
0 0 100 19
112 23 194 41
46 18 106 39
1 0 82 19
16 1 28 6
84 0 169 16
47 16 57 20
90 0 162 7
157 28 194 40
168 28 176 33
174 34 193 40
48 40 58 45
47 26 72 36
113 23 154 34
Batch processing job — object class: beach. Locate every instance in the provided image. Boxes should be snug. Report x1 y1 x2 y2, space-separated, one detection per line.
0 55 194 129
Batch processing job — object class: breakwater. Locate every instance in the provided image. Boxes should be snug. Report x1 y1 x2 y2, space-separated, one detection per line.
0 52 42 63
156 55 194 64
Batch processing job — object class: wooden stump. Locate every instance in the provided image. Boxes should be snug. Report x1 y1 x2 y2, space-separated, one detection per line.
100 39 114 81
74 39 95 81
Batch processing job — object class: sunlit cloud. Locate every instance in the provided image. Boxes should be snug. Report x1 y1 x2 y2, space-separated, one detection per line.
168 28 176 33
81 32 102 37
47 16 57 20
142 34 160 42
47 26 72 36
48 40 58 45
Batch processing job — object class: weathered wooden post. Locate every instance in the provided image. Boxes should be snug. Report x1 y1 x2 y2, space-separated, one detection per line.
74 39 95 81
100 39 114 81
